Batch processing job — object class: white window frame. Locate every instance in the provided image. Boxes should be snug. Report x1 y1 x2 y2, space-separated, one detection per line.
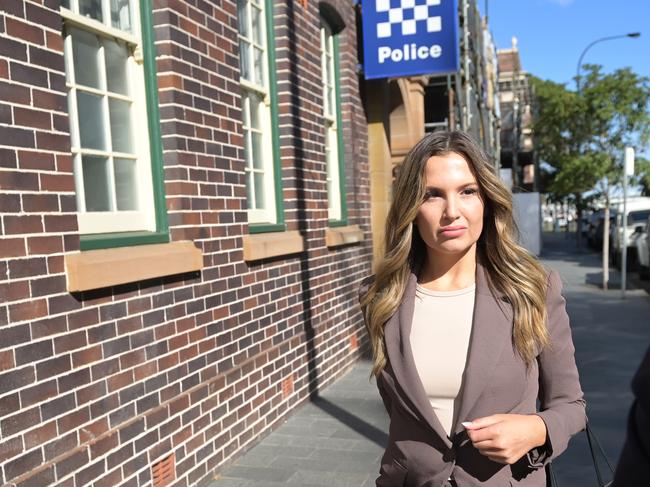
61 1 156 235
321 21 342 222
238 0 277 225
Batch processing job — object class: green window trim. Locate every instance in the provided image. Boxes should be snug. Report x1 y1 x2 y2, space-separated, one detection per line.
79 0 169 251
248 0 285 235
328 31 348 228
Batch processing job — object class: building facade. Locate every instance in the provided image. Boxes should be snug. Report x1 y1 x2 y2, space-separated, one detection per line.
0 1 371 486
497 37 536 192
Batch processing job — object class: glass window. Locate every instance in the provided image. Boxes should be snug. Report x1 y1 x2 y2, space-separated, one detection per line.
237 0 278 225
62 0 159 235
629 210 650 226
320 20 344 223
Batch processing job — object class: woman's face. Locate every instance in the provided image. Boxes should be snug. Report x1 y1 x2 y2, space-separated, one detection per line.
415 152 485 259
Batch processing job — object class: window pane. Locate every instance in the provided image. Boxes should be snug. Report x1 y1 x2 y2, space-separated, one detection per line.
114 158 138 210
77 91 107 150
72 29 101 89
252 6 263 45
322 55 329 85
79 0 103 23
326 144 332 179
249 92 260 129
111 0 132 32
242 92 252 169
254 172 265 210
246 171 254 209
104 40 130 95
242 94 250 128
64 40 73 83
251 131 263 170
327 178 334 209
237 0 249 36
109 98 133 153
61 0 70 8
254 47 264 86
243 130 252 169
328 87 334 118
82 156 111 211
239 41 250 81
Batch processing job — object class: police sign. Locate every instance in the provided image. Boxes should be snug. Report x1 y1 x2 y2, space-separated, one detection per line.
362 0 459 79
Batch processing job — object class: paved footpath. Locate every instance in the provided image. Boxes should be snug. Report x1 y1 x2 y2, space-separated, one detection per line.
209 233 650 487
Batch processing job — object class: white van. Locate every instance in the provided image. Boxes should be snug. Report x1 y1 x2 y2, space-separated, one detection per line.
610 197 650 269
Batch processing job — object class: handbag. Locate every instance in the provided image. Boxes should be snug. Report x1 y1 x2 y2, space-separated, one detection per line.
545 422 615 487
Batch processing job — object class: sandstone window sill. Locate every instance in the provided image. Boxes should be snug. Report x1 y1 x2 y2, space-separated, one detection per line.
326 225 364 248
65 241 203 292
242 231 304 262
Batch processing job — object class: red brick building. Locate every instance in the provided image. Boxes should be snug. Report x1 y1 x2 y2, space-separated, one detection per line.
0 1 371 485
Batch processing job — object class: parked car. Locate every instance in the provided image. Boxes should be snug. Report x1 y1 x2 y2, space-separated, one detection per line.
611 197 650 269
580 216 590 238
635 215 650 280
587 209 617 251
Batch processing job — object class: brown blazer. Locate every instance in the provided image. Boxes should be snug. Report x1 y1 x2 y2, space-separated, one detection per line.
361 265 586 487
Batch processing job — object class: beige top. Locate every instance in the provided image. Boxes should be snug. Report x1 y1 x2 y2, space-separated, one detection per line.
410 282 475 436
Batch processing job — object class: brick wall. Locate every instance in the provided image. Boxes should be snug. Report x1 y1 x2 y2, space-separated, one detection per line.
0 0 372 486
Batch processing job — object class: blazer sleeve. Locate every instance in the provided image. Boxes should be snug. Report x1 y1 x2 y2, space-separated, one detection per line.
532 269 587 465
377 374 393 416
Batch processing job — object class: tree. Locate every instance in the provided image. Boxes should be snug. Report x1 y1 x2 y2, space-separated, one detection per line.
532 65 650 201
531 65 650 288
633 156 650 195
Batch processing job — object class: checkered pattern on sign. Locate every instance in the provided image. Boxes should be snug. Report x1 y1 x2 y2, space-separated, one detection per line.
376 0 442 39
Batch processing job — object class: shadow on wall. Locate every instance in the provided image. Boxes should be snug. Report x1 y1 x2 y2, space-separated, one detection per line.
287 0 319 398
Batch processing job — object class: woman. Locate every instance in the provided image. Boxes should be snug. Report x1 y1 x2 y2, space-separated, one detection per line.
359 131 585 486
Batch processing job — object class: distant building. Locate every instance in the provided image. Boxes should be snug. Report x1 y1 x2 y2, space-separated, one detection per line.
423 3 500 161
497 37 536 191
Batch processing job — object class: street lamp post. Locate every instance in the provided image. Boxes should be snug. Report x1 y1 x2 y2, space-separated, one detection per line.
576 32 640 92
574 32 640 290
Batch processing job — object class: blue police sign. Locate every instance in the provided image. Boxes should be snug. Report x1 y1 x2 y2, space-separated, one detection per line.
361 0 459 79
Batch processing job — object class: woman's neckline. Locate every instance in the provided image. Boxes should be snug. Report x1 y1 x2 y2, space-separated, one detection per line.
416 282 476 297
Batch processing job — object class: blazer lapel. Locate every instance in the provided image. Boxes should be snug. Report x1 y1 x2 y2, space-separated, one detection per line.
452 264 513 436
384 273 452 448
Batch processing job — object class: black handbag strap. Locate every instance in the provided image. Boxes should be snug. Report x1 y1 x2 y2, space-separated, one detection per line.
546 421 614 487
585 422 615 486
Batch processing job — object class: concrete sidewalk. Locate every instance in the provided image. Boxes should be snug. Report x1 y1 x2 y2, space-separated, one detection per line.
209 233 650 486
540 232 649 485
209 359 386 487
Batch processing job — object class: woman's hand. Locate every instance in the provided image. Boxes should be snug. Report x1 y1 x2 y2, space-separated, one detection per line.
463 414 548 464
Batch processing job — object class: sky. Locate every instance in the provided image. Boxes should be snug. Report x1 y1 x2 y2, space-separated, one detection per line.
481 0 650 87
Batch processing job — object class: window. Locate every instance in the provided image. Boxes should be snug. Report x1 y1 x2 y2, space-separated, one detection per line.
61 0 167 248
320 20 347 225
237 0 282 228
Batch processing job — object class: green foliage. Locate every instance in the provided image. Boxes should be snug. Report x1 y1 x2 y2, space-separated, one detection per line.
531 65 650 203
633 156 650 195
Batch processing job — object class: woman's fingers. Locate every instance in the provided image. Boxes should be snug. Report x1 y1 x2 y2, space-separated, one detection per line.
463 414 504 430
466 424 500 443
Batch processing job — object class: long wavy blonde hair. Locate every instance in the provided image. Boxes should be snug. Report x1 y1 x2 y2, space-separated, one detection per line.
361 131 549 376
